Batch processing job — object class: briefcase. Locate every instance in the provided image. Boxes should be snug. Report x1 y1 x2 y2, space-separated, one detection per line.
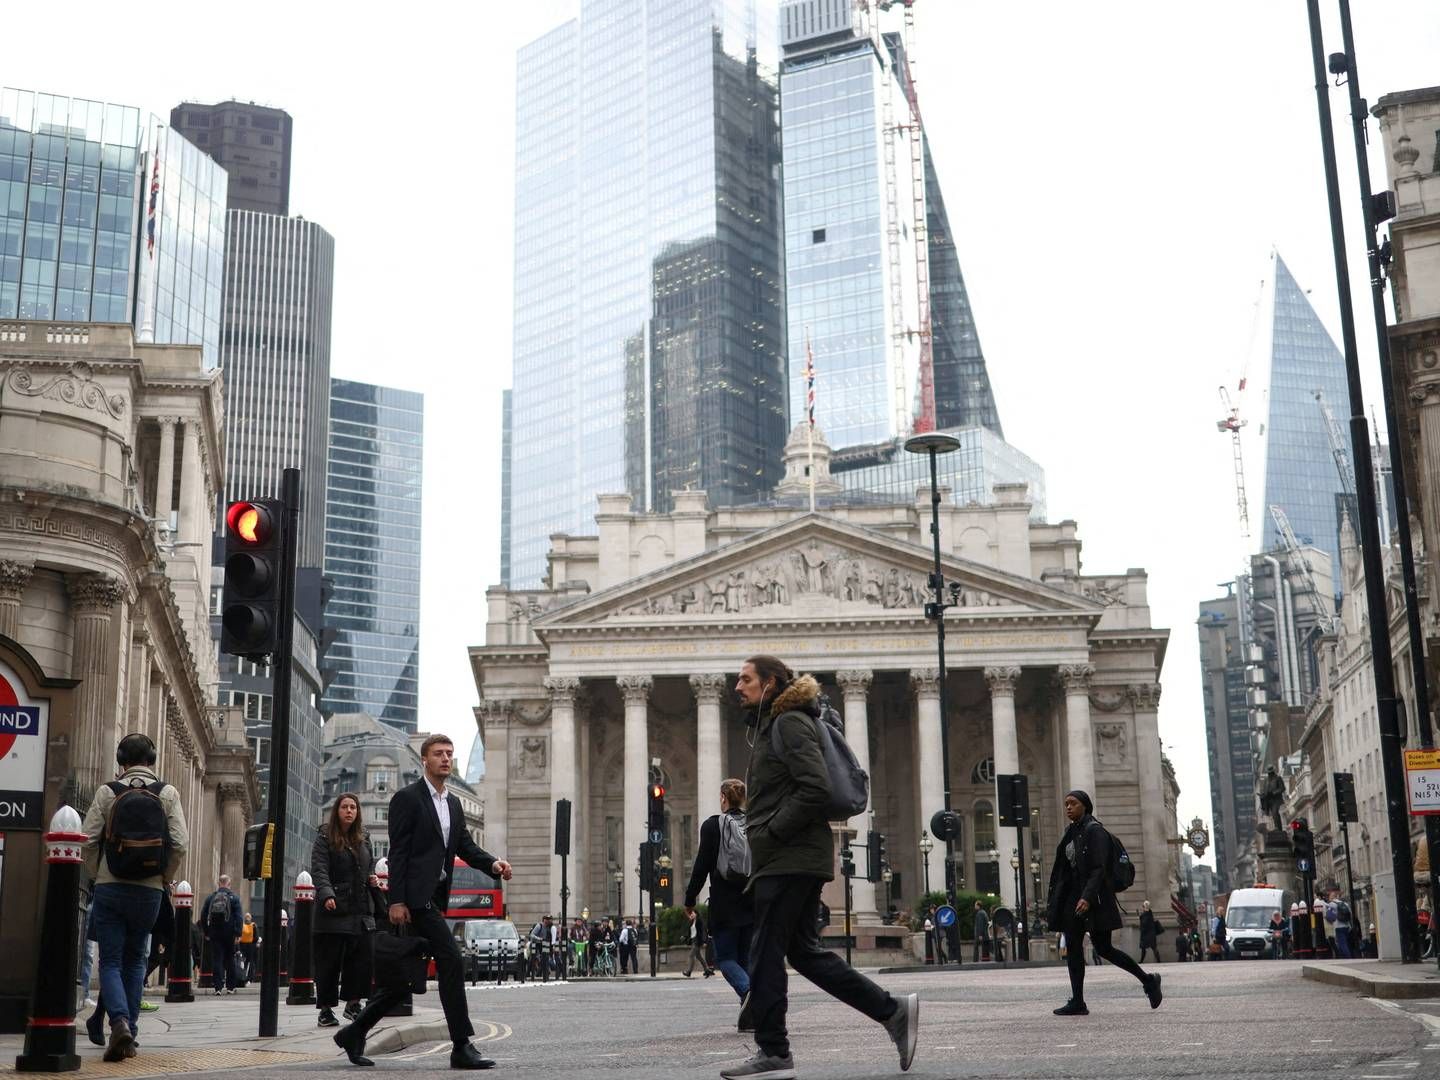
372 926 428 994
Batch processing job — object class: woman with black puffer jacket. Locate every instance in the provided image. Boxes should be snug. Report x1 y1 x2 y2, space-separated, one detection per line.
310 793 379 1028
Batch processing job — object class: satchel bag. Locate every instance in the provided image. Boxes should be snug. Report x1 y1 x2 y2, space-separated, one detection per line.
372 925 428 995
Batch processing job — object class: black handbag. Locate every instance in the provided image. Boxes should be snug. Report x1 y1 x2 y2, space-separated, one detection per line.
372 926 428 994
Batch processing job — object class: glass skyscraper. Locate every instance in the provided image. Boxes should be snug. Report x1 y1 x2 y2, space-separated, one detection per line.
1259 252 1355 584
1 88 226 368
508 0 788 587
779 11 1001 448
323 378 423 733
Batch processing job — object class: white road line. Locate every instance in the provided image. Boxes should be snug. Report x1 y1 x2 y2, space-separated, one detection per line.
1055 1043 1078 1048
1311 1038 1334 1043
1181 1041 1204 1046
934 1045 957 1050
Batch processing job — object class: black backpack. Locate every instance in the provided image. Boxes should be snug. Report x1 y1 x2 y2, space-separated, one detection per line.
207 890 233 930
1105 825 1136 893
769 698 869 821
103 776 171 880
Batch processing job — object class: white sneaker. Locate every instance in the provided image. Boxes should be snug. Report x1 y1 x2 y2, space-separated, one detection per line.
883 992 919 1071
719 1051 796 1080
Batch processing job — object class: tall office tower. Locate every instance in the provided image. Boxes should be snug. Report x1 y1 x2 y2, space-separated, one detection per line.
500 390 513 587
778 4 1001 448
169 101 292 216
507 0 787 587
1198 587 1249 893
219 211 334 567
1259 252 1355 585
0 88 227 367
322 378 424 732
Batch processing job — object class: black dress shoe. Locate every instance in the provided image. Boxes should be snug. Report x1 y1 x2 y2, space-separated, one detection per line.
1144 973 1163 1010
450 1042 495 1069
1053 1000 1089 1016
85 1008 105 1047
333 1024 374 1067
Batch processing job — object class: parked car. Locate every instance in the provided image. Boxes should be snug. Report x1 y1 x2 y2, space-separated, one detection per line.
458 918 524 982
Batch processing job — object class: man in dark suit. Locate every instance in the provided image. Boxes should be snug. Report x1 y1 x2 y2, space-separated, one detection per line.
335 734 512 1069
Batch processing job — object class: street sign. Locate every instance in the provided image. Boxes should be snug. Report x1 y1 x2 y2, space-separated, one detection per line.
0 660 49 830
649 829 664 845
935 904 956 928
1404 749 1440 815
1296 857 1312 874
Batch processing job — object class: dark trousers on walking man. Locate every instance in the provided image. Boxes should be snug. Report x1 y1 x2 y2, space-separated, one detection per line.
208 931 237 992
350 906 468 1041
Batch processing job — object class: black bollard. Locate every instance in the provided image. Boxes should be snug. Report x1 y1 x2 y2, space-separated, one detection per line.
15 807 85 1072
165 880 195 1002
197 931 213 990
285 872 316 1005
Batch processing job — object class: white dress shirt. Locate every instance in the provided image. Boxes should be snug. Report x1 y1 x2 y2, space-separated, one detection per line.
425 775 451 848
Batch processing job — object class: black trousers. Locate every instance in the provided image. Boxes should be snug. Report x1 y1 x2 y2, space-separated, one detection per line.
314 932 372 1008
353 907 472 1044
749 875 894 1059
207 931 238 991
619 941 637 973
1063 913 1146 1004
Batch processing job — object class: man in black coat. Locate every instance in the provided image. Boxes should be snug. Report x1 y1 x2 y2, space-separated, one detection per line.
1046 790 1161 1016
333 735 512 1069
199 874 243 994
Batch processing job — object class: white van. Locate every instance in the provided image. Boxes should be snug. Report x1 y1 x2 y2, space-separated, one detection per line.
1224 885 1294 958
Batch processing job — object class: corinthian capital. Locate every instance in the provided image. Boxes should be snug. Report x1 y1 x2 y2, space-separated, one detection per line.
0 559 34 599
543 676 582 705
1058 664 1096 693
910 668 941 699
836 669 874 698
66 571 125 613
984 665 1022 696
689 673 728 704
617 674 653 705
216 781 249 805
1127 683 1162 711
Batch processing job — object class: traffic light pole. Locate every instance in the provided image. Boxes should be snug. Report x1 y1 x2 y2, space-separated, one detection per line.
1340 819 1360 954
1015 826 1029 962
258 468 300 1038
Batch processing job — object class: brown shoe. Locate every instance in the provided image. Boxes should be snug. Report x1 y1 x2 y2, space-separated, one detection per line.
103 1019 134 1062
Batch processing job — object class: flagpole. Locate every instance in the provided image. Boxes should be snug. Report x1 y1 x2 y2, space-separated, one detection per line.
805 329 816 514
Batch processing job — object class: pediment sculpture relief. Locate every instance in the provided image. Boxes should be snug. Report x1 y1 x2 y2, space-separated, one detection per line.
1094 722 1128 768
613 541 1011 617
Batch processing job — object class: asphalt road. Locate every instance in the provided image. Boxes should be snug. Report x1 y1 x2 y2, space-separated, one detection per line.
251 960 1440 1079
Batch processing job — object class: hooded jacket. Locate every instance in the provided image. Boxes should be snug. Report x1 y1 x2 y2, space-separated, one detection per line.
743 674 835 882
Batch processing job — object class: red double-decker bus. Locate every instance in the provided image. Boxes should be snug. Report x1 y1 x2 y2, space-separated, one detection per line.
445 857 505 923
437 858 513 980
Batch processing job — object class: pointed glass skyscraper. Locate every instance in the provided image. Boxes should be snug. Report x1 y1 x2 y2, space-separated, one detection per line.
1260 253 1355 583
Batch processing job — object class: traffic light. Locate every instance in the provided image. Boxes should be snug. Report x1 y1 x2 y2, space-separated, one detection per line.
1333 772 1359 823
1290 818 1315 862
996 774 1030 827
841 847 855 878
639 841 655 891
656 863 673 907
220 499 284 658
866 830 885 882
648 782 666 841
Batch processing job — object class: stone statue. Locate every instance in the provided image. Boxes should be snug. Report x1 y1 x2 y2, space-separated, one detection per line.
1258 765 1287 834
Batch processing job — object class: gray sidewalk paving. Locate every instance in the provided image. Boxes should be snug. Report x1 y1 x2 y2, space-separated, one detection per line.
1301 958 1440 999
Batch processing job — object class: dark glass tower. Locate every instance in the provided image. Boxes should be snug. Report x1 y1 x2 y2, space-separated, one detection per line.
508 1 786 587
322 378 424 733
1198 588 1250 893
169 101 293 216
1259 252 1354 584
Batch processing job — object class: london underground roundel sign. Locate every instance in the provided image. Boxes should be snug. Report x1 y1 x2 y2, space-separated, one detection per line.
0 659 49 829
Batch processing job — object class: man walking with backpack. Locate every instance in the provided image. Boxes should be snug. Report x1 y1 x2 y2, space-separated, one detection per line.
200 874 243 994
685 778 752 1002
1045 790 1160 1016
617 920 638 974
81 734 188 1062
721 656 918 1080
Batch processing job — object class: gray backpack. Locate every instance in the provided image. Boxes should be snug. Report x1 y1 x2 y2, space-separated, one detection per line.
716 811 750 882
770 698 869 821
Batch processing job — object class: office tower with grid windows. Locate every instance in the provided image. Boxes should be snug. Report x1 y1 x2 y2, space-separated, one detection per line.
169 101 293 216
507 0 787 587
323 378 424 732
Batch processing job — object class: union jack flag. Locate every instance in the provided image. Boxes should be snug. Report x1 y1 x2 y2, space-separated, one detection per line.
146 154 160 258
804 333 816 428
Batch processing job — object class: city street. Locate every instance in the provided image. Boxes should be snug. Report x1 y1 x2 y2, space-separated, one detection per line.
18 960 1434 1080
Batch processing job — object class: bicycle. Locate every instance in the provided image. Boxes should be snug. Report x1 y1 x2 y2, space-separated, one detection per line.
591 941 617 978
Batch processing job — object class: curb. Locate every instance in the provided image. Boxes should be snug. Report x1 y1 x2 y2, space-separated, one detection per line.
1300 963 1440 1000
368 1019 452 1053
877 959 1065 975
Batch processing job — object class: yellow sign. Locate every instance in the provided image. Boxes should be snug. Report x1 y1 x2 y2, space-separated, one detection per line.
1405 749 1440 815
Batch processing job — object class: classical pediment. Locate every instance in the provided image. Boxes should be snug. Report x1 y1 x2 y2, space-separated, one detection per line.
532 515 1100 629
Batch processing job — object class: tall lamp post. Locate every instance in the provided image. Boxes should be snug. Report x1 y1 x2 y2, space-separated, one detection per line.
882 866 893 921
904 431 963 907
1010 851 1020 910
1029 854 1042 927
919 831 933 895
612 868 623 919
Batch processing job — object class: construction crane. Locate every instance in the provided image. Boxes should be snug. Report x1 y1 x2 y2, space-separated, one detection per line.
1269 504 1338 635
1314 389 1356 495
1217 383 1251 537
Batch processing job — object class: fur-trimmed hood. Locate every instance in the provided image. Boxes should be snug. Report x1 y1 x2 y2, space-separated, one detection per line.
766 674 820 720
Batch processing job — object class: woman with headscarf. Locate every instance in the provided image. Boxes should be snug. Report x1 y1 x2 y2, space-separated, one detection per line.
1045 790 1162 1016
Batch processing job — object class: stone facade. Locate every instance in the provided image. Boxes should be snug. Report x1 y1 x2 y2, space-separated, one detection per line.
470 479 1171 947
0 320 260 887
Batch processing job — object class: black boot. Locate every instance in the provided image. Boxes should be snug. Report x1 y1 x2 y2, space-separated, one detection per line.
1144 973 1163 1009
334 1024 374 1067
1053 1000 1089 1016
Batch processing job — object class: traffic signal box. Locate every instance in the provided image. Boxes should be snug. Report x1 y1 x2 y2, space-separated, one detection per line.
866 830 885 882
1290 818 1316 865
220 500 284 659
996 774 1031 827
1333 772 1359 823
648 783 665 836
639 841 655 892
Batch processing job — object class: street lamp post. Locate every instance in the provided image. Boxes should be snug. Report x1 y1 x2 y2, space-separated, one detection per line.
904 431 963 908
919 831 933 895
987 847 999 895
882 866 893 921
1029 854 1042 928
1010 851 1020 910
612 868 624 919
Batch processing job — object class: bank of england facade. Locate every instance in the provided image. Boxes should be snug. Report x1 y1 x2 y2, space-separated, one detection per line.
470 446 1172 946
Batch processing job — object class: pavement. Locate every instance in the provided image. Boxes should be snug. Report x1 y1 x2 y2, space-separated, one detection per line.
3 959 1439 1078
1300 957 1440 998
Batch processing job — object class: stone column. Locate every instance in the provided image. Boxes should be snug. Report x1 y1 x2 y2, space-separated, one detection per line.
126 628 152 733
1060 664 1097 797
545 676 581 917
911 668 946 895
0 559 34 639
689 674 726 820
985 665 1022 908
217 782 249 888
153 416 178 530
837 670 879 921
66 572 125 801
1128 684 1166 904
178 417 202 540
477 701 512 858
617 674 652 922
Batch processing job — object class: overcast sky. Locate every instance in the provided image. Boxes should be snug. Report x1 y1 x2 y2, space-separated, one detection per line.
9 1 1439 868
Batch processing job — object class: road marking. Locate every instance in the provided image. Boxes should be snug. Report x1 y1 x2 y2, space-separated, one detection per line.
1312 1038 1334 1043
1055 1043 1078 1048
934 1045 957 1050
1367 997 1440 1037
1181 1041 1204 1046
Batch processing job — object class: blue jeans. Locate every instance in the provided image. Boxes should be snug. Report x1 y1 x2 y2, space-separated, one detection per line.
78 905 96 996
712 923 750 1000
91 883 163 1034
1334 926 1352 958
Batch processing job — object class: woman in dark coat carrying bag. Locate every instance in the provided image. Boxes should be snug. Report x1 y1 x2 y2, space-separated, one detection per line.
1046 790 1162 1016
311 793 379 1028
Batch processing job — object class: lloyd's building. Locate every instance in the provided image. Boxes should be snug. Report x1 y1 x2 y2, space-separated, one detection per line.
475 0 1176 956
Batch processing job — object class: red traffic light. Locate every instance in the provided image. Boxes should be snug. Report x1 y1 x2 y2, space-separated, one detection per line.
1290 819 1307 831
226 501 273 546
651 784 665 799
